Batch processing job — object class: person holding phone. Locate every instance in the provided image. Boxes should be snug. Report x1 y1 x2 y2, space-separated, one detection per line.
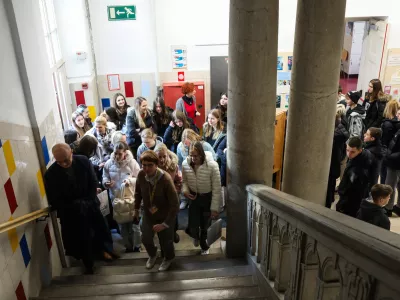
182 142 221 255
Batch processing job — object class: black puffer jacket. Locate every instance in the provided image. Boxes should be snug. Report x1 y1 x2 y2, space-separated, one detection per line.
357 199 390 230
329 122 349 179
385 128 400 170
154 106 173 138
381 118 400 149
363 94 388 129
337 150 374 217
364 140 385 187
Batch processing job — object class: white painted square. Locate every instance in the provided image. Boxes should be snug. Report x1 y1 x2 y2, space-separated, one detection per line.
0 148 9 187
0 269 17 300
7 250 25 290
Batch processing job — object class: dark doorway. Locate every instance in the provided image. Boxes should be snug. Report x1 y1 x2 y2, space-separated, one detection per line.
210 56 228 109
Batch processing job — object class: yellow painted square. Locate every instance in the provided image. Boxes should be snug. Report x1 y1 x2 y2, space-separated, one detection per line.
7 217 19 253
37 170 46 198
3 140 16 176
88 106 97 123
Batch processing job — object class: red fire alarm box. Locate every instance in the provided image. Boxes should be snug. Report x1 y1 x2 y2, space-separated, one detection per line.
163 81 205 128
82 83 88 89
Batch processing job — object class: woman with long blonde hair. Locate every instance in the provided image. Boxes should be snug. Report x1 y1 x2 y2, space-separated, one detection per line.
202 109 226 151
126 96 156 158
380 99 400 184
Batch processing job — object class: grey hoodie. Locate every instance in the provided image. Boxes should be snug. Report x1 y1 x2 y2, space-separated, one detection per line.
346 105 366 138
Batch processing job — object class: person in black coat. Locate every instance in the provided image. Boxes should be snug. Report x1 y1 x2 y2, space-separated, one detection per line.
153 96 174 138
363 79 388 130
44 144 115 274
383 127 400 216
380 99 400 184
336 137 375 217
126 97 157 159
357 184 392 230
363 127 385 188
326 115 349 208
113 93 130 130
216 135 227 187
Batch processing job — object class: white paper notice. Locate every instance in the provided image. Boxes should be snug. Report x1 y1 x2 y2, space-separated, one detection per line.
107 74 120 91
388 54 400 66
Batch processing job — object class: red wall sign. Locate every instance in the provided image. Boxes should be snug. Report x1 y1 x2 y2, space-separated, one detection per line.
178 72 185 82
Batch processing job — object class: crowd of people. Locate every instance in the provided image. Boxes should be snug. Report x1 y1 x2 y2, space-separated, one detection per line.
329 78 398 231
46 76 399 274
46 82 228 274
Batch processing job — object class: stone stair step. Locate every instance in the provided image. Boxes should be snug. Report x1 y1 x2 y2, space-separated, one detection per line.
51 265 253 286
69 248 223 267
33 286 265 300
37 275 256 298
61 258 247 276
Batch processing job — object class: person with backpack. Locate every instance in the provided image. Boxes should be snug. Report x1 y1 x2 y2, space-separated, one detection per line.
103 142 141 252
345 90 366 138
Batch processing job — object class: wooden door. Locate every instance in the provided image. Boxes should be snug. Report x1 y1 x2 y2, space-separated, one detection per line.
163 82 206 128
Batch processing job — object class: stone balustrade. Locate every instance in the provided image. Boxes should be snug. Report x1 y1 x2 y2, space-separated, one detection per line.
246 184 400 300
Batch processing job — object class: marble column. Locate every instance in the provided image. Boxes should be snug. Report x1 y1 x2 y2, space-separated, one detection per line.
282 0 347 205
227 0 278 258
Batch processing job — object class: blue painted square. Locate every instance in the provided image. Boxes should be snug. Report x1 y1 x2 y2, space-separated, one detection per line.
0 139 2 148
102 98 111 110
20 234 31 267
41 136 50 165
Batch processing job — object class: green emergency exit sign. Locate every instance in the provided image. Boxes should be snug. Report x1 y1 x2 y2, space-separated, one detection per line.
107 5 136 21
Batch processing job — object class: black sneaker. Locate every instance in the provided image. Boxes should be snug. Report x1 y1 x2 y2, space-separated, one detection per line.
125 248 134 253
392 205 400 217
174 232 180 243
133 247 141 252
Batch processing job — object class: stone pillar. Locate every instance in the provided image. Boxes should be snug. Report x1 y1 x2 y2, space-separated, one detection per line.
282 0 347 205
227 0 278 258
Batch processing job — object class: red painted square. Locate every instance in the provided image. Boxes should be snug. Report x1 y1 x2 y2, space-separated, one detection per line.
44 223 52 251
75 90 85 106
178 72 185 81
4 178 18 214
15 282 27 300
124 81 134 97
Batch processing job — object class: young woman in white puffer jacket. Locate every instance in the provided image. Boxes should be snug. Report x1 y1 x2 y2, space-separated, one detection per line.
103 142 141 252
182 142 221 254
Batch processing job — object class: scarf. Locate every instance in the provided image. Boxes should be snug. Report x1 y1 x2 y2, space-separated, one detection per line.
182 95 193 105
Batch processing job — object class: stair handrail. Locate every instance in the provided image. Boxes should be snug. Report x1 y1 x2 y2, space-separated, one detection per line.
0 207 49 233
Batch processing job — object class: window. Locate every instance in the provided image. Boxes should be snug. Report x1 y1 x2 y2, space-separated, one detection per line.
39 0 62 67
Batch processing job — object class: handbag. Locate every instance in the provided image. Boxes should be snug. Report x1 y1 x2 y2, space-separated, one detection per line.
97 190 110 216
207 218 223 246
112 183 135 224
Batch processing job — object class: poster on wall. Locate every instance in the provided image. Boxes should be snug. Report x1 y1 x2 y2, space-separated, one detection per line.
392 88 400 101
276 95 281 108
171 45 187 69
107 74 120 91
288 56 293 70
388 54 400 66
285 95 290 108
384 86 391 94
277 56 283 70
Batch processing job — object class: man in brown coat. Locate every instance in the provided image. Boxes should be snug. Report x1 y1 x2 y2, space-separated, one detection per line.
134 150 179 271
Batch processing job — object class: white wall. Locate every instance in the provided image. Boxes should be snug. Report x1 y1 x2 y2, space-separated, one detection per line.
88 0 157 75
54 0 94 79
0 0 31 127
12 0 61 127
155 0 230 72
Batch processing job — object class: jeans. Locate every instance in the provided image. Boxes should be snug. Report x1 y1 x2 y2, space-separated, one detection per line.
187 193 212 251
384 167 400 210
120 222 141 250
141 214 175 260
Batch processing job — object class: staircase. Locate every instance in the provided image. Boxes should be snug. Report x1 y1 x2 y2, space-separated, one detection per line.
33 248 268 300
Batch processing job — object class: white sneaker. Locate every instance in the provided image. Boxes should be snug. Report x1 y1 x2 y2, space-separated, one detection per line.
201 249 209 255
146 256 157 269
158 258 173 272
193 238 200 247
179 200 188 210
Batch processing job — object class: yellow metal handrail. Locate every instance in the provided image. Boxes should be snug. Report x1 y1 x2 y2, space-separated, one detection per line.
0 207 49 233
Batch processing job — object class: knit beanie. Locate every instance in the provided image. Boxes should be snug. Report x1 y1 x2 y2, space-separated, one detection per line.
347 90 362 104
